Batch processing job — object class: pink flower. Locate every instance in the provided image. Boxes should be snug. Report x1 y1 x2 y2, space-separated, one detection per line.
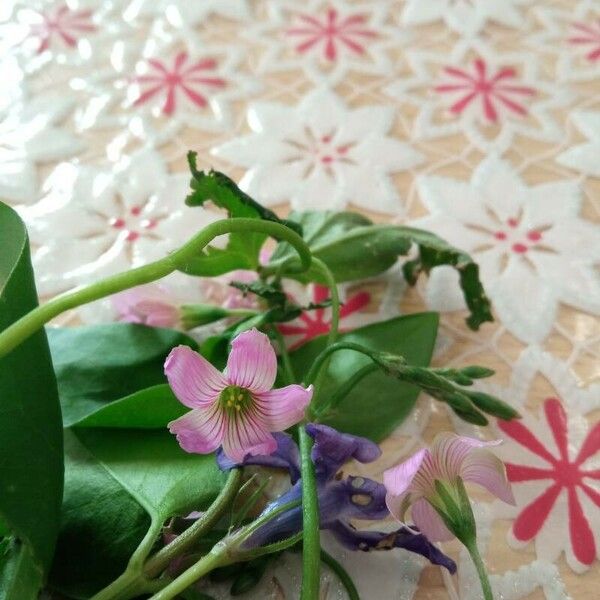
278 284 371 350
112 284 180 328
568 20 600 62
28 4 96 54
384 433 515 542
131 51 226 116
434 58 536 123
286 8 377 62
498 398 600 569
166 329 313 461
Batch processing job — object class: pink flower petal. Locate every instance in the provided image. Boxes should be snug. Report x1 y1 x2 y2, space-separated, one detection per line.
165 345 227 409
460 448 515 505
168 404 225 454
254 384 313 431
430 433 501 480
221 414 277 462
226 328 277 393
411 497 454 542
384 449 428 496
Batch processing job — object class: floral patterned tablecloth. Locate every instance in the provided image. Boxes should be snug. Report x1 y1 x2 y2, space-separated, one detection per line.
2 1 599 598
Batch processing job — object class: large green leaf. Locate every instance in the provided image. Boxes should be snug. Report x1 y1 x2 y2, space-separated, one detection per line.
290 313 439 441
48 323 197 427
0 202 63 594
268 211 410 283
268 211 492 330
180 154 301 276
73 384 186 429
51 430 227 598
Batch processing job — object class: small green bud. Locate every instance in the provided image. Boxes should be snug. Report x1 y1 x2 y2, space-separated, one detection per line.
460 366 495 379
451 406 489 426
467 391 520 420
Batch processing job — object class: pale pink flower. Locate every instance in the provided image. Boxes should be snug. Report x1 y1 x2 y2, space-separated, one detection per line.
384 433 515 542
112 284 180 328
166 328 313 461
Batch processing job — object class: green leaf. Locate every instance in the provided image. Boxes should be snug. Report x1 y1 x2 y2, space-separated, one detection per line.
51 430 227 598
72 384 186 429
268 211 410 283
268 211 493 330
48 323 197 427
290 313 439 441
399 226 493 330
50 432 150 599
181 154 301 276
0 541 43 600
0 202 63 593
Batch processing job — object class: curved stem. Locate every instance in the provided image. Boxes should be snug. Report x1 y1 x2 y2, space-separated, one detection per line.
0 218 311 359
299 426 321 600
320 549 360 600
304 341 376 387
310 257 339 344
144 468 242 578
269 325 296 384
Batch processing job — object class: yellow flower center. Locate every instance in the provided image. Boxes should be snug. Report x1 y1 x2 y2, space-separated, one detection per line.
218 385 254 416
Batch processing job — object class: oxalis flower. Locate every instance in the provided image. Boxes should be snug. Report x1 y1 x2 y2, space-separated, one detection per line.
165 328 313 461
218 424 456 571
384 433 515 542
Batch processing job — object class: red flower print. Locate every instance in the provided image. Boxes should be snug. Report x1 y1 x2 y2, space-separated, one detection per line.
286 8 377 62
132 51 227 116
434 58 536 123
498 398 600 568
28 4 95 54
278 284 371 350
568 21 600 62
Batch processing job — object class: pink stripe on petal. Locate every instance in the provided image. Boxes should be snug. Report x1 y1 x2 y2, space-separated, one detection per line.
461 448 515 504
226 328 277 393
165 345 227 408
254 384 312 431
411 498 454 542
221 414 277 462
430 433 500 480
168 405 225 454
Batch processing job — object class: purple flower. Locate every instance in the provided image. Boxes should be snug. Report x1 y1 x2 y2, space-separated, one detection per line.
166 328 313 462
218 424 456 572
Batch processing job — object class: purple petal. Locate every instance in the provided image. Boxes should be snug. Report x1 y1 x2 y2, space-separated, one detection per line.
306 423 382 480
319 476 388 524
216 432 301 484
254 384 312 431
326 521 456 573
460 448 515 505
221 415 277 463
226 328 277 393
411 498 454 542
168 405 225 454
165 345 227 409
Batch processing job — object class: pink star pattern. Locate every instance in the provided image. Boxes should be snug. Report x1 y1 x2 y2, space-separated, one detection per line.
434 58 536 123
278 284 371 350
568 20 600 62
131 51 227 116
498 398 600 570
286 8 377 62
28 4 95 54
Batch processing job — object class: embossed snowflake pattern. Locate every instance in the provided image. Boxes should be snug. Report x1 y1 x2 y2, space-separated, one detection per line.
212 88 424 214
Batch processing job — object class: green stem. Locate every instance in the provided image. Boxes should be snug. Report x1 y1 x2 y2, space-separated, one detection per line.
310 257 339 344
298 426 321 600
304 341 376 386
148 546 229 600
465 542 494 600
320 550 360 600
0 218 311 359
144 469 242 579
313 363 378 419
270 325 296 384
